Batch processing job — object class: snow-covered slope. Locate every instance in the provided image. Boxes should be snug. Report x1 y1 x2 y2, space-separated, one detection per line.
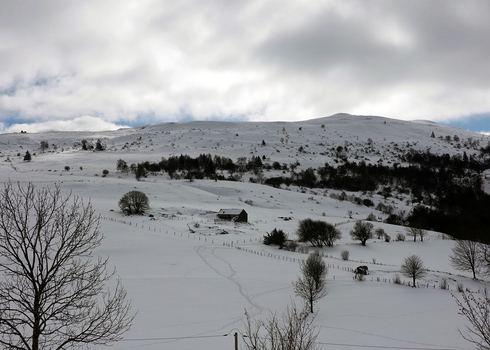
0 114 488 350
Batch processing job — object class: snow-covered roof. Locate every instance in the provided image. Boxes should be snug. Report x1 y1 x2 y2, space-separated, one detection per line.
218 209 245 215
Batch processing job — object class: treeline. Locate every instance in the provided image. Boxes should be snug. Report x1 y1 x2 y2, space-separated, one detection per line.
117 154 264 181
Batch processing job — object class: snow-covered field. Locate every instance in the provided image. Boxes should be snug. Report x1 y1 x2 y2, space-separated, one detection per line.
1 114 489 350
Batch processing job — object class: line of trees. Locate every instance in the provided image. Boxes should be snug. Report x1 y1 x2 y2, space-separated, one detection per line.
116 154 265 181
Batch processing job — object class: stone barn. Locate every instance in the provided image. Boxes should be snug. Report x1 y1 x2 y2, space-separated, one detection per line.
217 209 248 223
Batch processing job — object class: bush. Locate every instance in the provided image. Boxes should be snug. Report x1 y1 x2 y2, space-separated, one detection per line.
393 274 401 284
384 233 391 242
395 233 405 241
95 139 105 151
263 228 287 249
102 169 109 177
283 241 299 252
354 273 365 281
341 250 350 261
118 191 149 215
366 213 377 221
64 166 70 172
296 218 341 248
457 282 464 293
363 198 374 207
116 159 129 173
439 278 448 290
375 227 386 239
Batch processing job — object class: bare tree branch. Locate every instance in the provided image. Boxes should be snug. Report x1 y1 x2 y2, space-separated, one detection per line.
0 182 135 350
242 302 320 350
453 288 490 349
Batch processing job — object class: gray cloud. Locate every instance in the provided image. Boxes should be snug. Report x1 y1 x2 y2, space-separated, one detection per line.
0 0 489 131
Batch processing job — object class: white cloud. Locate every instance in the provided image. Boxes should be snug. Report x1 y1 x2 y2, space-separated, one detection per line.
0 0 489 130
1 116 129 134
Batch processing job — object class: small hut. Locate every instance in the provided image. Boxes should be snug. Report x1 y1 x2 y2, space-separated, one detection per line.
217 209 248 223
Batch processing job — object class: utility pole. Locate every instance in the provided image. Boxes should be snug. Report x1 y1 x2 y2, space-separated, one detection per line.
234 332 238 350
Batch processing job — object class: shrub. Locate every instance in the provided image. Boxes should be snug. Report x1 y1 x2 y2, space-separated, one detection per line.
354 266 369 281
384 234 391 242
439 278 448 290
296 218 341 248
102 169 109 177
116 159 129 173
118 191 149 215
375 227 386 239
263 228 287 249
395 233 405 241
457 282 464 293
96 139 105 151
283 241 298 252
393 274 401 284
366 213 377 221
363 198 374 207
341 250 350 261
354 273 365 281
64 166 70 172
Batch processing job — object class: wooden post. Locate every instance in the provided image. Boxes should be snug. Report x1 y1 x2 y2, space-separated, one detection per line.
234 332 238 350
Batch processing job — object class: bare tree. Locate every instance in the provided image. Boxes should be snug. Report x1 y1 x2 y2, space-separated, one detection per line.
0 182 134 350
450 240 481 279
400 254 427 287
375 227 386 239
349 220 374 246
478 243 490 277
242 302 320 350
118 190 150 215
39 141 49 153
116 159 129 173
453 288 490 349
294 252 328 313
405 227 427 242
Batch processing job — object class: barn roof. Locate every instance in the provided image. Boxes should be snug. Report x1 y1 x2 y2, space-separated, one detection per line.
218 209 245 215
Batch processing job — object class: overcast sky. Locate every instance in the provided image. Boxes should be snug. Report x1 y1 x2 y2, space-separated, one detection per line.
1 0 489 133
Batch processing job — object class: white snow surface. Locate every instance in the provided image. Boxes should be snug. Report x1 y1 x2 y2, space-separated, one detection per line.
1 114 489 350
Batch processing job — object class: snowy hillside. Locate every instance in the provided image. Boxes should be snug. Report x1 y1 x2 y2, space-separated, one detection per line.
1 114 489 350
